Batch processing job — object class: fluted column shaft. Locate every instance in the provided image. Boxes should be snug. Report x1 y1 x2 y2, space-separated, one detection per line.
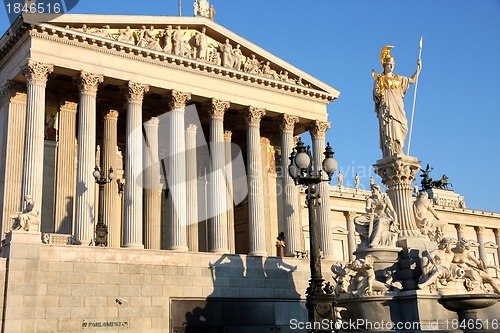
143 117 162 249
244 107 267 256
53 101 77 234
310 120 334 258
475 226 487 262
123 82 149 248
165 90 191 251
208 99 230 253
494 229 500 267
0 83 26 235
20 61 53 215
102 110 120 246
455 223 466 241
186 124 198 251
344 211 357 261
279 114 302 256
224 130 235 253
74 71 102 244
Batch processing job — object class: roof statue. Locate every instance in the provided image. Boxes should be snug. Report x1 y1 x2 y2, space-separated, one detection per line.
194 0 215 20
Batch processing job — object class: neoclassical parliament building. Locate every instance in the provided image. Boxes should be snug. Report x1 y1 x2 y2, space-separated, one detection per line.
0 9 499 333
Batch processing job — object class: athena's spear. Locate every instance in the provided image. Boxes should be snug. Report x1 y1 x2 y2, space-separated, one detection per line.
407 37 423 155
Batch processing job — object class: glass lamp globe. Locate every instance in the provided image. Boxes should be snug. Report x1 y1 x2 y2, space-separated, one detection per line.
93 167 101 179
108 167 115 180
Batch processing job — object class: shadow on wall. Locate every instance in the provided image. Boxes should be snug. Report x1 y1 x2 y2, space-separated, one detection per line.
172 254 306 333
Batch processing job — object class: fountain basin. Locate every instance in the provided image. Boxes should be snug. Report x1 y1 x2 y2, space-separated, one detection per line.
439 293 499 312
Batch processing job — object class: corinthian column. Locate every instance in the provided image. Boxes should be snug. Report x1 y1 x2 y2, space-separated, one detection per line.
74 71 103 244
101 109 120 247
20 60 53 216
309 120 334 258
243 107 267 256
279 114 302 257
475 226 487 262
165 90 191 251
0 83 26 236
53 100 78 234
186 124 198 251
224 130 235 253
344 211 357 261
455 223 466 241
123 82 148 249
143 117 162 249
207 99 230 253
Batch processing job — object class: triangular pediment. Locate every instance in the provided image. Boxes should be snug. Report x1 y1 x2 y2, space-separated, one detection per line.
17 13 339 100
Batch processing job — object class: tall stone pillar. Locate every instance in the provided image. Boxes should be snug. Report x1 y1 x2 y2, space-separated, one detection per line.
53 100 77 234
143 117 162 249
279 114 302 257
123 82 148 249
374 154 422 240
344 211 357 261
0 83 26 236
224 130 235 254
207 99 230 253
74 71 102 244
309 120 334 258
475 226 487 262
243 107 267 256
101 109 120 247
455 223 466 241
165 90 191 251
494 229 500 267
20 60 53 215
186 124 198 252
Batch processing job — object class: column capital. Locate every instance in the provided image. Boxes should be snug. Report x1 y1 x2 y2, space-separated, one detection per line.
103 109 119 121
455 223 467 232
75 71 103 95
59 101 78 114
243 106 266 126
144 116 160 128
224 130 232 141
186 123 197 134
164 90 191 110
0 81 26 104
309 120 330 139
343 211 357 221
474 226 485 235
125 81 149 104
279 114 299 134
206 99 230 120
21 60 54 86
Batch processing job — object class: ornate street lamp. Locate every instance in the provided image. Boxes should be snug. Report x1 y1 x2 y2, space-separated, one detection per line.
288 138 339 332
93 166 115 246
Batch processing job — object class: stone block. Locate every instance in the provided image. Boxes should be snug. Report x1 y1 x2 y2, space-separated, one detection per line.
47 283 71 296
182 286 204 298
129 317 152 330
118 306 141 318
142 285 162 296
95 284 119 296
71 284 96 296
48 261 74 272
107 273 130 284
45 306 71 319
84 296 108 307
120 264 141 274
140 306 164 318
130 273 151 285
130 296 152 306
119 285 141 297
57 319 82 332
36 319 58 332
59 295 84 307
70 306 96 318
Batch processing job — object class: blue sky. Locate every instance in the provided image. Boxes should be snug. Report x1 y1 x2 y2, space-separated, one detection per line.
1 0 499 212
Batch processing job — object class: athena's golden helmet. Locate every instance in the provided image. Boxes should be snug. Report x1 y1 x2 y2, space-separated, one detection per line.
380 45 394 65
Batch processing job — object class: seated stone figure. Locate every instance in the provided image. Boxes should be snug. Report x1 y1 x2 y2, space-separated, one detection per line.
355 184 399 248
452 238 500 294
11 195 40 232
418 237 459 290
413 191 446 242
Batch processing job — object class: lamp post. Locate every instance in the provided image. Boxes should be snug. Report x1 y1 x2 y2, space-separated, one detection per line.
288 138 339 332
93 166 115 246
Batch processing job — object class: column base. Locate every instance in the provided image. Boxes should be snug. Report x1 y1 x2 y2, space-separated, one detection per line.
3 230 42 245
168 245 188 251
123 243 145 249
248 251 268 257
210 248 229 254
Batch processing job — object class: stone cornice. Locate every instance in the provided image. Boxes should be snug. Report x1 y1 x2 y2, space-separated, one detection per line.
13 25 336 104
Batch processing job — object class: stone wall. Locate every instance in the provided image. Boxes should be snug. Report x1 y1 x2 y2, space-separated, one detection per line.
0 231 329 333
